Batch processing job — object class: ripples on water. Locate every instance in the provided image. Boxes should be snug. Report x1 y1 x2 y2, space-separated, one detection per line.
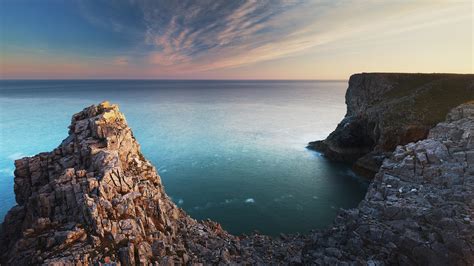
0 80 368 235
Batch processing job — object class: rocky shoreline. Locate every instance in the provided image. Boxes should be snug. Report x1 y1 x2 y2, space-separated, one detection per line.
302 102 474 265
1 93 473 264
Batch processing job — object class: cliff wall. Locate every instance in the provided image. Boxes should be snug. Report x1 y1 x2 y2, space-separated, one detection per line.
308 73 474 177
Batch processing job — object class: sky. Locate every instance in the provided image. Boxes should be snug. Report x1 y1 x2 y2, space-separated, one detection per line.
0 0 472 79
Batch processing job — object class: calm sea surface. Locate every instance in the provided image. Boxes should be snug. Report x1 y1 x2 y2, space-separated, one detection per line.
0 80 368 235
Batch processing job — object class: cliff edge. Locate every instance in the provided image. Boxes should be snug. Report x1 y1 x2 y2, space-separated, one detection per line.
1 100 473 265
308 73 474 177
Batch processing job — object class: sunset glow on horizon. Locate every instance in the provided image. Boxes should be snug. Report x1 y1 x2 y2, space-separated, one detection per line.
0 0 472 79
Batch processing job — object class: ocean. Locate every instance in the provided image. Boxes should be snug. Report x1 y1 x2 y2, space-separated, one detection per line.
0 80 368 235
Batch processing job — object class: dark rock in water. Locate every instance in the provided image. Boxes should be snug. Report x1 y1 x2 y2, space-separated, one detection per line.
308 73 474 177
1 100 473 265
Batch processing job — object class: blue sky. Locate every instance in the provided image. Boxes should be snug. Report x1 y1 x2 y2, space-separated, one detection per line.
0 0 472 79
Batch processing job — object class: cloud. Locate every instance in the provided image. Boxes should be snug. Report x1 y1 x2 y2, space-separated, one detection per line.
140 1 286 65
75 0 471 75
133 0 304 71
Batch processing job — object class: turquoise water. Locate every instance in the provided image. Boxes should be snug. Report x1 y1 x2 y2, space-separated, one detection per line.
0 80 368 235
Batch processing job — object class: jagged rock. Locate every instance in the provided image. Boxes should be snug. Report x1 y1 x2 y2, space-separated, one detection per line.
308 73 474 177
1 100 473 265
0 102 251 265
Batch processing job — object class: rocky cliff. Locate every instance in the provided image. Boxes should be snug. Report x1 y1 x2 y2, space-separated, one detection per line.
1 101 473 265
302 102 474 265
0 102 291 265
308 73 474 177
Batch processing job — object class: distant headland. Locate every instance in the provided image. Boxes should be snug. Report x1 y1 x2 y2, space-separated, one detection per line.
308 73 474 178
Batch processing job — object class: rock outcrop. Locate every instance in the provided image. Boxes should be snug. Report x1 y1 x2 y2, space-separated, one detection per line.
1 100 473 265
308 73 474 177
0 102 298 265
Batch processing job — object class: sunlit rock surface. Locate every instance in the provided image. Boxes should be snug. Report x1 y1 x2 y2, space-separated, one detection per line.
1 101 473 265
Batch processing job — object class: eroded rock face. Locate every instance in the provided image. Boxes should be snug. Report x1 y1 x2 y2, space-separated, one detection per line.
0 102 181 264
1 101 473 265
308 73 474 177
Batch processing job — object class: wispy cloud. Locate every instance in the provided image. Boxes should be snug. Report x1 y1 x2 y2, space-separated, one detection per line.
137 0 295 69
107 0 463 74
2 0 471 78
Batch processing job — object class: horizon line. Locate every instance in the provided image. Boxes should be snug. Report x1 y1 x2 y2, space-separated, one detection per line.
1 72 472 82
0 78 349 82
